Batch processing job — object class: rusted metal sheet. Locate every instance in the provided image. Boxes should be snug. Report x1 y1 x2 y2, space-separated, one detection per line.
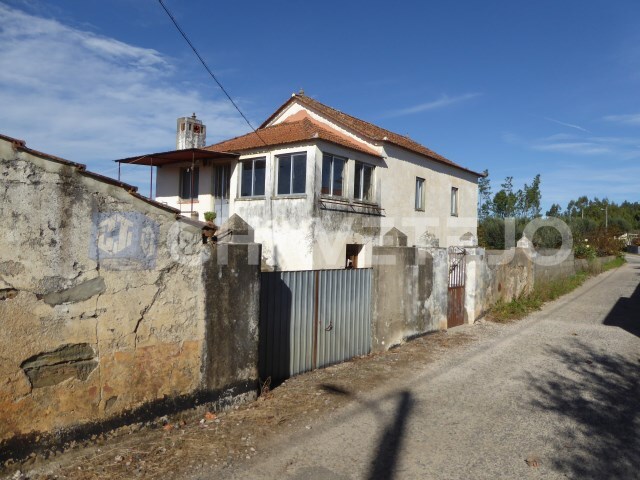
447 286 465 328
447 247 466 328
259 268 372 381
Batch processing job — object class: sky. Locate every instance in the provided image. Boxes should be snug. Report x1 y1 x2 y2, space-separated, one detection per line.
1 0 639 210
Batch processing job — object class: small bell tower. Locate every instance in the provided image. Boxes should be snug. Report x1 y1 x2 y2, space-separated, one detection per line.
176 113 206 150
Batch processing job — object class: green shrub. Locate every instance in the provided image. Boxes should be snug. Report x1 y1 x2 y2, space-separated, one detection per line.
532 225 563 249
574 242 597 260
588 228 626 257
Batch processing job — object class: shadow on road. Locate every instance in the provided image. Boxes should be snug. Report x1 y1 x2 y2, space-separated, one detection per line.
320 385 414 480
527 341 640 479
366 390 414 480
603 283 640 337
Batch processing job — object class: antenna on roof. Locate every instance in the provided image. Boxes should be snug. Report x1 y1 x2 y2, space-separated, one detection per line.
298 88 305 95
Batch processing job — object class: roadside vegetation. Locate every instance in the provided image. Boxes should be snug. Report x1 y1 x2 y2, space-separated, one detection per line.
476 170 631 323
488 256 626 323
476 170 639 253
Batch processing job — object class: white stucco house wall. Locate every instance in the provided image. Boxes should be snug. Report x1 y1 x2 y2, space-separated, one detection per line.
118 93 484 271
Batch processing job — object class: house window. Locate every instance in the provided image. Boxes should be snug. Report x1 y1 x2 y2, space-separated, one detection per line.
277 152 307 195
346 244 363 269
415 177 425 211
180 166 199 200
354 161 374 202
240 158 266 197
451 187 459 216
321 153 346 197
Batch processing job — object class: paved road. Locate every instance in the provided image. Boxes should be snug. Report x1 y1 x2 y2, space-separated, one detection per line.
217 256 640 480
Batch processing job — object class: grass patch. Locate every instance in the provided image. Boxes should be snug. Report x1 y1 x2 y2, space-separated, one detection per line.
602 256 626 271
488 256 626 323
489 272 589 323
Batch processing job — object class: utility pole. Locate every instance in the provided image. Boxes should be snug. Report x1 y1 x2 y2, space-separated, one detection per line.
601 206 608 230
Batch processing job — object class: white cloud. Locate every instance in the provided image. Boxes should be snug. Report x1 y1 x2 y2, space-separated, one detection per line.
544 117 590 133
532 141 611 156
0 3 251 193
507 131 640 158
603 113 640 125
385 93 481 117
541 164 640 207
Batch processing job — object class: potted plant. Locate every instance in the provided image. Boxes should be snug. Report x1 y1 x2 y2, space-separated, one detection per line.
202 211 218 243
204 211 217 224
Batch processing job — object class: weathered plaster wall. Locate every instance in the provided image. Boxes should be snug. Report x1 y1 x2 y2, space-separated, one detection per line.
0 137 259 451
371 242 448 352
533 248 576 287
380 144 479 249
465 248 616 323
227 145 317 271
574 255 615 273
466 248 535 321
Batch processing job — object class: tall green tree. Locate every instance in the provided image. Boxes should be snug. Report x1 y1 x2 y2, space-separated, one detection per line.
492 176 519 218
524 174 542 218
546 203 562 217
477 169 492 220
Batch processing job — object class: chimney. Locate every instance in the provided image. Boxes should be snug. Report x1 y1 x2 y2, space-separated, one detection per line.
176 113 206 150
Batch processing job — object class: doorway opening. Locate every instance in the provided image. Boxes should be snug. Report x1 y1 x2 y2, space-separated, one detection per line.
345 243 363 269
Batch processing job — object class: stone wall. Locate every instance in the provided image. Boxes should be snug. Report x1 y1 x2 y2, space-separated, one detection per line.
533 248 577 287
371 233 448 351
574 255 616 274
465 246 617 322
0 135 260 456
465 247 535 321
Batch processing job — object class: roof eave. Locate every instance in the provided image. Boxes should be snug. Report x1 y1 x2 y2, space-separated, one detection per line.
214 137 383 160
383 140 485 178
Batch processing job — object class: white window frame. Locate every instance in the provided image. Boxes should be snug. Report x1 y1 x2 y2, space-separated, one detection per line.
276 152 307 196
239 157 266 197
354 161 375 202
321 153 347 197
451 186 459 216
415 177 425 211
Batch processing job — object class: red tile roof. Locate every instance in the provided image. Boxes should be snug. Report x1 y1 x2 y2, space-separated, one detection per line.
207 117 382 158
261 94 485 177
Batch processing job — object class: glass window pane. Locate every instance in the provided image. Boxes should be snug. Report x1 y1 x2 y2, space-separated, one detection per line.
253 159 265 196
333 158 344 197
180 169 190 199
354 163 362 199
192 167 199 198
362 165 372 201
321 155 332 195
451 187 458 215
278 156 291 195
241 162 253 197
415 178 424 210
292 154 306 194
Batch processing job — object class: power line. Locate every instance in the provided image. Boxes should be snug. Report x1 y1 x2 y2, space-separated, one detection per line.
157 0 266 145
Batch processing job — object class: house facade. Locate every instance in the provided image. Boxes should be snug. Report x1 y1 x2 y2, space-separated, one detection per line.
122 93 483 271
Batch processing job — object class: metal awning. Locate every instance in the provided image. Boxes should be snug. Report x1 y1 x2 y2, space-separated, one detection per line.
114 148 239 166
114 148 240 200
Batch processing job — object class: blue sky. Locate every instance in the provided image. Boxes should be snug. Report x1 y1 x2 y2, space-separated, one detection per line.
1 0 639 209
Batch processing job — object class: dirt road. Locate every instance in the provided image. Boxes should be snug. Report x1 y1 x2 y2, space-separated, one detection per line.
213 255 640 480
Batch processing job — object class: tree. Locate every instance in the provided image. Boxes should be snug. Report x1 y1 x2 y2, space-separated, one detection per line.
525 174 542 218
546 203 562 217
492 176 519 218
477 169 492 220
